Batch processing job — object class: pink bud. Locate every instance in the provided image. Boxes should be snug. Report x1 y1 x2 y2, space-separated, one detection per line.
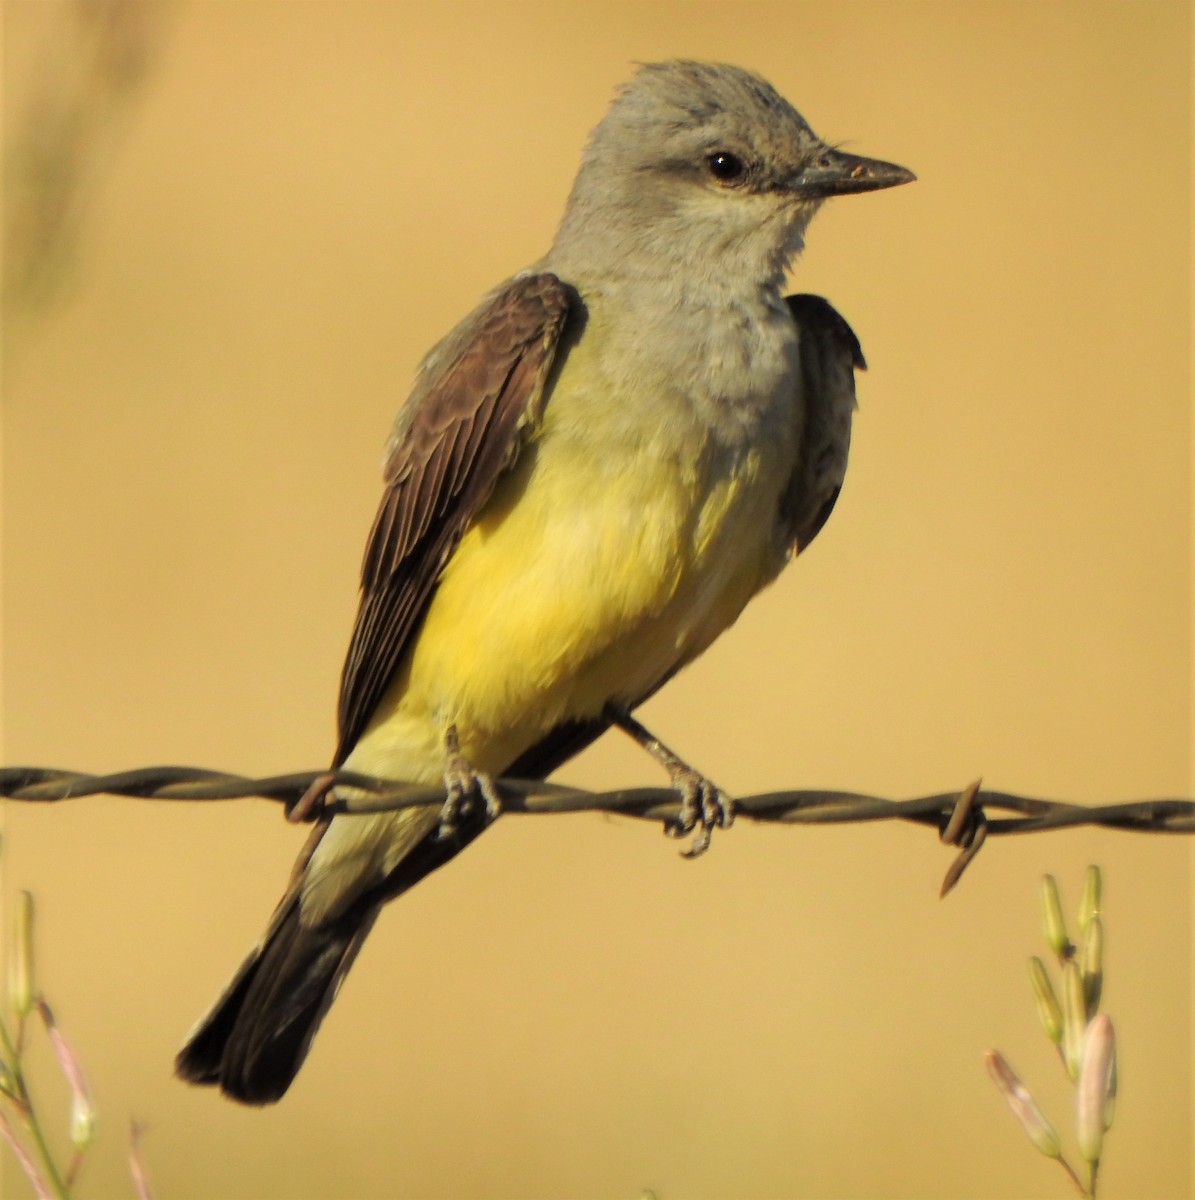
36 997 94 1135
984 1050 1061 1158
1076 1014 1116 1165
130 1119 155 1200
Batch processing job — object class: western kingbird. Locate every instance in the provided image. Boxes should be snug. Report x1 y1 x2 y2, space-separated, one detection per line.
177 59 913 1104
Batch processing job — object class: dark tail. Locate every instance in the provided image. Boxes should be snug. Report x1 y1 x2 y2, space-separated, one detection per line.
175 894 378 1105
178 802 493 1104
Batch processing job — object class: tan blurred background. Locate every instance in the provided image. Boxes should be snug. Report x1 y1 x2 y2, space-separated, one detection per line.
2 2 1190 1197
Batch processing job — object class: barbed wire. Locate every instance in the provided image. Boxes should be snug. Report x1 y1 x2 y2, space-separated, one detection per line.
3 765 1193 896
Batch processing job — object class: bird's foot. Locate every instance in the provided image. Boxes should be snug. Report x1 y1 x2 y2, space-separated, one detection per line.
664 764 735 859
605 705 734 858
437 725 502 840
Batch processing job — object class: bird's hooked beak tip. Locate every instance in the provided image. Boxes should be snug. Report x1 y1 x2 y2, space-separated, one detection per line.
790 146 916 199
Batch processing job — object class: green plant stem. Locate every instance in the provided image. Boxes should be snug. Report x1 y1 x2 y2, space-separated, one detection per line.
0 1015 69 1199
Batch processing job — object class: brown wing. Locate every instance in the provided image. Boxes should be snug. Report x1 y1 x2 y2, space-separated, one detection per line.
334 273 573 765
512 294 865 780
780 294 864 554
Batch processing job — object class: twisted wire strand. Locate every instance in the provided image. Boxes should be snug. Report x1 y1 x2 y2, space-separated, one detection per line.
3 766 1193 895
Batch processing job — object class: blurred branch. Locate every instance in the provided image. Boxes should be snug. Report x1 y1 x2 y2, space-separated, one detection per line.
3 0 174 324
3 766 1193 896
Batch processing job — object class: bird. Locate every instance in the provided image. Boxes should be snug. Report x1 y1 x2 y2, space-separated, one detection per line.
176 59 914 1104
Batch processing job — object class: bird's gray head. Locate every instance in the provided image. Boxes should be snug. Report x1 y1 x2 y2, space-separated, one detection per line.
550 61 913 295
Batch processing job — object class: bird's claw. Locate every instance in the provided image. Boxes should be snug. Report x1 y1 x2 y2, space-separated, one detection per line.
437 732 502 841
664 766 734 858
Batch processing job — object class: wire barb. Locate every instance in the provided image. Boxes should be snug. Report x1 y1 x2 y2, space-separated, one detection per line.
3 766 1194 895
939 779 988 897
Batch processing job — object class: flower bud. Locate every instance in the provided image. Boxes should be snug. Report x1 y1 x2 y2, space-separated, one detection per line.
7 891 34 1018
984 1050 1062 1158
1076 1014 1116 1165
1027 957 1063 1044
1040 874 1072 960
130 1119 154 1200
1061 960 1086 1081
37 998 94 1147
70 1092 96 1151
1078 865 1101 936
1081 916 1103 1014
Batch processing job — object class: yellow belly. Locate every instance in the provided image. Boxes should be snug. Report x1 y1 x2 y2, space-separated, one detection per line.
346 415 787 782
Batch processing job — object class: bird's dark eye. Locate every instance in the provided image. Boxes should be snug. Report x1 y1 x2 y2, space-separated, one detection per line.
707 151 746 183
